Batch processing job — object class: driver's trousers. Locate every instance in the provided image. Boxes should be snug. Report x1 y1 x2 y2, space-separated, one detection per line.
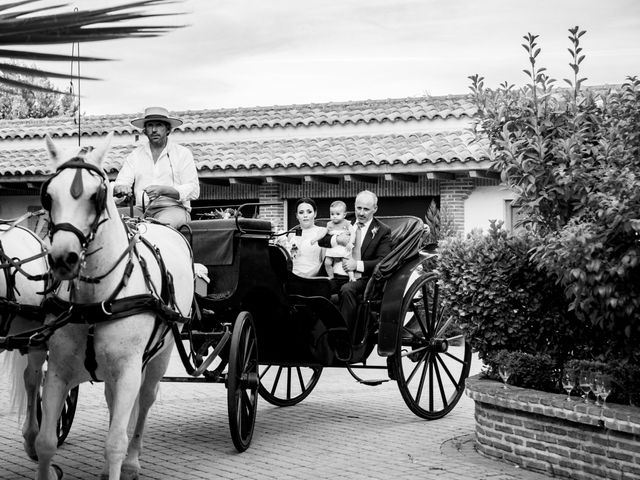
117 205 190 230
149 206 190 230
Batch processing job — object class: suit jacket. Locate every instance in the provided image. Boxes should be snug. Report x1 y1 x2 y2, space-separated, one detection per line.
318 217 392 277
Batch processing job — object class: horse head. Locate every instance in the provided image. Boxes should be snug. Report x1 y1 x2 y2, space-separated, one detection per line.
42 133 114 280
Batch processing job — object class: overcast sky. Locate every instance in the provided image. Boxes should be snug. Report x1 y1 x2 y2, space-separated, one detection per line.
34 0 640 115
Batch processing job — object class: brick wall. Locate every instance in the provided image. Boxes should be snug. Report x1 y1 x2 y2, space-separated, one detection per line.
198 176 494 234
258 183 285 231
440 178 475 233
466 376 640 480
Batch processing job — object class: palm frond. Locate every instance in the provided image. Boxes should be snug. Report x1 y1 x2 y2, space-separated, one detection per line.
0 62 99 81
0 74 68 94
0 0 184 93
0 48 106 62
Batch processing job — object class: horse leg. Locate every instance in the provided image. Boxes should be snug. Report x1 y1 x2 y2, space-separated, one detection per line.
101 368 143 480
34 373 67 480
23 348 46 460
121 346 173 480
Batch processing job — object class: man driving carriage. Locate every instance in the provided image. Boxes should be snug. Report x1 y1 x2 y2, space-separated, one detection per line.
113 106 200 229
317 190 392 331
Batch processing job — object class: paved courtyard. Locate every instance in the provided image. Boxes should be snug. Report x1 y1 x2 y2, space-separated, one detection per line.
0 352 553 480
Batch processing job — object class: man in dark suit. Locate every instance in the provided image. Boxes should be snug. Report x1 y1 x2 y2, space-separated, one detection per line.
319 190 392 334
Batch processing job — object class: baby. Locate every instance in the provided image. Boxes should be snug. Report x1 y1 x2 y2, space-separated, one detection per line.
319 200 355 281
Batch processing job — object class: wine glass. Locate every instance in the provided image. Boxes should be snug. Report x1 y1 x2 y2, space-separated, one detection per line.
595 374 612 409
579 370 594 404
561 370 576 401
498 366 511 389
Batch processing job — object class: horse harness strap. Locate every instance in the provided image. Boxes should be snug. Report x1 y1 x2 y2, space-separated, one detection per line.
0 234 51 337
78 225 140 285
0 304 75 353
0 299 45 335
53 224 185 381
41 156 109 250
44 293 186 321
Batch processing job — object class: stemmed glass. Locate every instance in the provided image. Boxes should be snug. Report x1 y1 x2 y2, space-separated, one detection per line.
579 370 594 404
561 370 576 401
594 374 612 408
498 366 511 389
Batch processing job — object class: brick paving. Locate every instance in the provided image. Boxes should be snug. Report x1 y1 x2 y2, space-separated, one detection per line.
0 353 553 480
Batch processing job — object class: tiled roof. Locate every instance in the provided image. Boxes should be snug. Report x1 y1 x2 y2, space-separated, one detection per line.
0 95 475 140
0 131 488 177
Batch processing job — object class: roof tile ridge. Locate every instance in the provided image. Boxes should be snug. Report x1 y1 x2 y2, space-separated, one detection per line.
0 115 76 125
165 93 473 115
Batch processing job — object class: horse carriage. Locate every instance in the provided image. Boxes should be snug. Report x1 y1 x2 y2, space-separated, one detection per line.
0 135 471 479
177 209 472 451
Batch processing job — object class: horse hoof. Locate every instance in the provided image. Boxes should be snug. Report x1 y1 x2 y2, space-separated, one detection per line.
121 465 140 480
52 464 64 479
24 445 38 461
23 439 38 461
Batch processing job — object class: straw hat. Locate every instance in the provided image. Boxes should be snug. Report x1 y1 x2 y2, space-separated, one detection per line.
131 106 182 129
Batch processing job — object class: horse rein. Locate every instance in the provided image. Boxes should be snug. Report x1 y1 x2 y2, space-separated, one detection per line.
0 226 50 339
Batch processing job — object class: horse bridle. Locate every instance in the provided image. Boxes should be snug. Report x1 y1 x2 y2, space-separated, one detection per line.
40 154 108 251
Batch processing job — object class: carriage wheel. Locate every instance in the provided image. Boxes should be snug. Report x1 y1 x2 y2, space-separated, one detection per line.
37 385 79 447
258 365 322 406
389 272 471 420
227 311 259 452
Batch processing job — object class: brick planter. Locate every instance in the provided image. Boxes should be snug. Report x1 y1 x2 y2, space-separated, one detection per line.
465 375 640 480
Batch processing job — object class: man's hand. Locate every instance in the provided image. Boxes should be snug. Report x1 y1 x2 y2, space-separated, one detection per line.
342 258 357 272
113 184 130 197
144 185 179 201
335 232 350 246
113 184 131 204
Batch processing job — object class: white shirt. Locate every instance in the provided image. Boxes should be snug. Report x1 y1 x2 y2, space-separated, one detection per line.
331 218 372 274
353 218 373 273
114 139 200 211
287 225 325 277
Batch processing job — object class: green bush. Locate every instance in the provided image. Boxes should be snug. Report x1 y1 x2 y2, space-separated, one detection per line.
469 27 640 362
481 352 640 405
438 221 590 364
487 350 557 391
563 359 640 406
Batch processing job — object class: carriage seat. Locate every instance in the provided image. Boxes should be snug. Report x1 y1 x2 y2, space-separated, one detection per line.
268 243 333 299
188 218 272 266
378 216 425 251
287 273 332 299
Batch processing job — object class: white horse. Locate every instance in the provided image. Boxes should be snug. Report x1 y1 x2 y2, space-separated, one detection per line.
32 133 194 480
0 221 49 460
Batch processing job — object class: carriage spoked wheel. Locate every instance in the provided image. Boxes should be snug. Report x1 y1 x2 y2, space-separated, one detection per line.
226 311 259 452
389 271 471 420
258 365 323 406
37 384 79 447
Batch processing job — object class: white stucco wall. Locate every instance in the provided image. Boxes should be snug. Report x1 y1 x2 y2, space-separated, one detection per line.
464 185 516 234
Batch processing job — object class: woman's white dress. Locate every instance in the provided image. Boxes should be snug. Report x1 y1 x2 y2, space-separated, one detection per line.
287 225 325 277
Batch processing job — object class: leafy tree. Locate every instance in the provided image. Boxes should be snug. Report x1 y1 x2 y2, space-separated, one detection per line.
0 62 77 119
468 27 640 361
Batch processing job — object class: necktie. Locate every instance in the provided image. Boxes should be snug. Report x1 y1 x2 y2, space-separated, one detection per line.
352 222 363 262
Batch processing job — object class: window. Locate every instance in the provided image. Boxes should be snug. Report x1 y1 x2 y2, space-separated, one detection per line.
504 199 525 233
